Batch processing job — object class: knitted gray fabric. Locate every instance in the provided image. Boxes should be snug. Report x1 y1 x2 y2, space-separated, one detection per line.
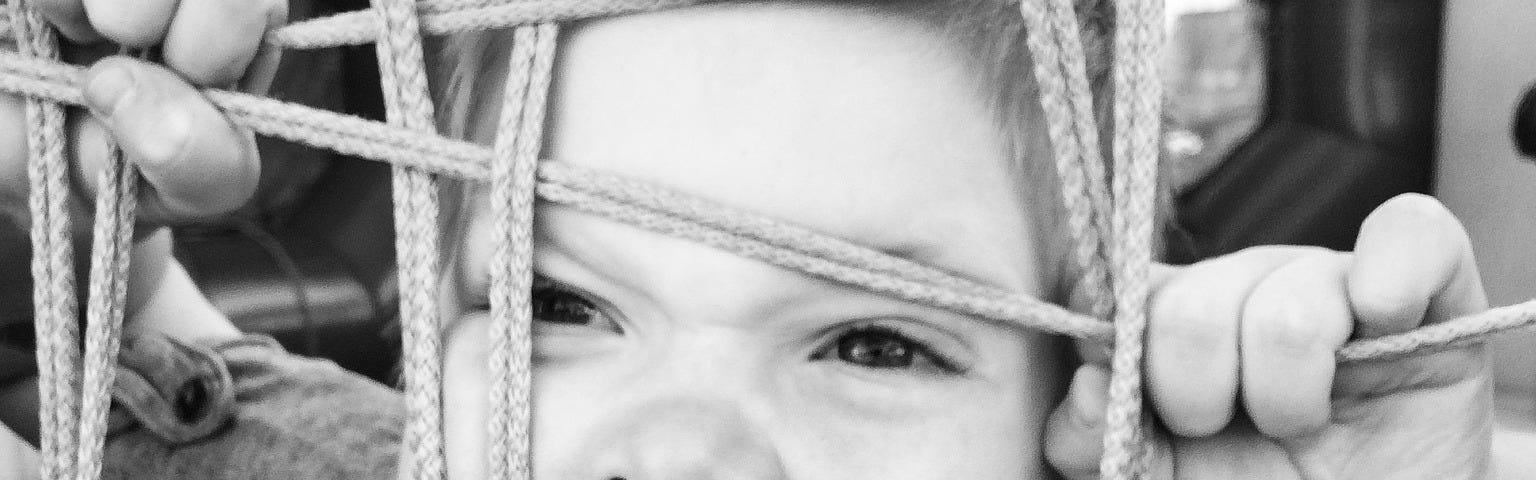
103 335 402 479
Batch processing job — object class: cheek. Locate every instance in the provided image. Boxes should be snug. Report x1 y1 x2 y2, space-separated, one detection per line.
442 312 621 480
443 313 494 480
771 343 1056 479
774 401 1040 480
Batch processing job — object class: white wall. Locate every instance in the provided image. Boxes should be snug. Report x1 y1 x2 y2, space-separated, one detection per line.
1435 0 1536 420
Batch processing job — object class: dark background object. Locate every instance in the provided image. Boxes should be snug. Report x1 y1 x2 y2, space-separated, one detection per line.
1517 83 1536 158
172 0 399 382
1168 0 1444 263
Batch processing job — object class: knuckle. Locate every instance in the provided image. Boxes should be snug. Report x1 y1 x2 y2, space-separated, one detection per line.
1348 281 1414 322
1149 286 1232 350
83 0 173 48
1252 295 1330 356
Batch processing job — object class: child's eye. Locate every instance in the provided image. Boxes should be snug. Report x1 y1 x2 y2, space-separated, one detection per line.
531 278 623 333
814 325 963 375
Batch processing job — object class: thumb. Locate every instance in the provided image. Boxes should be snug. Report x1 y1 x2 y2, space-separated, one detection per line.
1045 363 1110 480
79 56 259 224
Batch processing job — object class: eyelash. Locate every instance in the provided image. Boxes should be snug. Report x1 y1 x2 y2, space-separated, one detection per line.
498 276 966 376
812 324 967 376
529 276 624 333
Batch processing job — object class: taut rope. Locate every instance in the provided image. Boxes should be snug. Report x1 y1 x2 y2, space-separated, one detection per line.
5 1 1535 479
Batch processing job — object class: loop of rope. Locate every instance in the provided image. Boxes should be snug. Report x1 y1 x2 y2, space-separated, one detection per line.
371 0 448 477
5 2 1536 479
485 21 558 480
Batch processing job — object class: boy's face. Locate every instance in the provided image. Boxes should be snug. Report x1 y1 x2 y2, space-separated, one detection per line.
449 4 1061 479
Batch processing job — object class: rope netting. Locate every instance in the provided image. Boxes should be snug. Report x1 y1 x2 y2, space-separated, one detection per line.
2 1 1534 479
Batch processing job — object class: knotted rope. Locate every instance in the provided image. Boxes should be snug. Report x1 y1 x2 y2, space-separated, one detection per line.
5 1 1536 480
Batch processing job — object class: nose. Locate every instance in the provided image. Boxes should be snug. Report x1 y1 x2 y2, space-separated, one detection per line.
582 399 787 480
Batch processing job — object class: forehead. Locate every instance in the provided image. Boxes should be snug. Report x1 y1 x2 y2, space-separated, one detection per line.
468 3 1044 292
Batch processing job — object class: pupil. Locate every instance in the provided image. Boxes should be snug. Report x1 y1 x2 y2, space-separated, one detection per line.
837 331 913 368
532 289 597 325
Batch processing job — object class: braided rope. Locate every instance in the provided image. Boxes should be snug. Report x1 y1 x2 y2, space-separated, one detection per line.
486 21 557 480
538 162 1007 294
0 45 1528 360
74 140 138 480
7 4 79 479
536 179 1119 340
4 2 1536 479
1100 1 1163 478
371 0 448 478
272 0 706 50
1018 0 1116 320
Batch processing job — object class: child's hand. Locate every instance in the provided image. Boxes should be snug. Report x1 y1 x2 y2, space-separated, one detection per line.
0 0 284 322
2 0 286 223
1045 193 1492 480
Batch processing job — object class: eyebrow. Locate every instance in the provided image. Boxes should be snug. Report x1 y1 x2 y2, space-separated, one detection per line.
535 162 1112 341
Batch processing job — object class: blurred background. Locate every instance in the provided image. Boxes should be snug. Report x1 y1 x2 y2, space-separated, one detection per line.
4 0 1536 476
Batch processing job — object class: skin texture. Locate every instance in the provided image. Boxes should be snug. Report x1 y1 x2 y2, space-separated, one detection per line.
445 4 1493 480
0 0 275 370
446 4 1060 480
1046 195 1494 480
0 1 1497 479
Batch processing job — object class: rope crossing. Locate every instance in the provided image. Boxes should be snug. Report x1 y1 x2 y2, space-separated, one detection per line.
4 1 1535 479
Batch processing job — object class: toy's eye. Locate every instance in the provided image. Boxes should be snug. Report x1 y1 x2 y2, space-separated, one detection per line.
815 325 962 374
531 278 622 333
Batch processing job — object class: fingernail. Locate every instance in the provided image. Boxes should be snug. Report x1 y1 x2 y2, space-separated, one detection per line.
1071 364 1109 427
84 63 136 115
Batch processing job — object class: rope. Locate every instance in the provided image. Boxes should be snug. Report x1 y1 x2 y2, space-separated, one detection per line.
271 0 707 50
1101 1 1163 477
535 170 1118 340
485 21 557 480
371 0 447 477
538 162 1004 294
0 44 1529 359
74 136 138 480
8 4 80 480
4 1 1536 479
1018 0 1115 320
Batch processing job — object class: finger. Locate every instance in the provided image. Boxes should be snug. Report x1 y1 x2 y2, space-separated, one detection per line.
1348 193 1488 338
162 0 286 87
79 56 257 222
1240 251 1353 439
1146 246 1304 437
81 0 179 48
33 0 104 43
239 3 288 95
1043 364 1109 480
